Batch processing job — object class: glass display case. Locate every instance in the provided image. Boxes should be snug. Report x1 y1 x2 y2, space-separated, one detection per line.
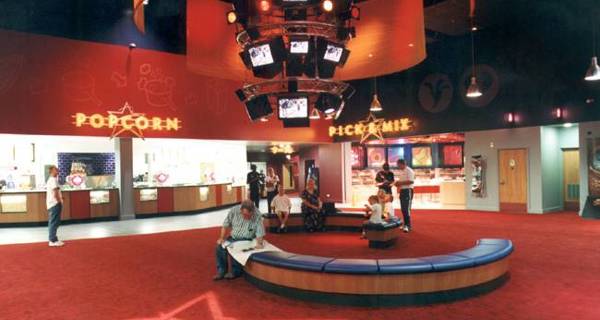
0 194 27 213
139 188 158 201
90 190 110 204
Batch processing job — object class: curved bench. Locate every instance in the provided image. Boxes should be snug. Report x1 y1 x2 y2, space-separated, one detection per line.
244 238 513 306
263 212 365 232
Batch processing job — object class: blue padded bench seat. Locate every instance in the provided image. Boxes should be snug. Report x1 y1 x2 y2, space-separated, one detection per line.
419 254 476 271
453 239 513 266
323 259 380 274
378 258 434 274
248 239 512 275
249 251 334 272
364 219 401 231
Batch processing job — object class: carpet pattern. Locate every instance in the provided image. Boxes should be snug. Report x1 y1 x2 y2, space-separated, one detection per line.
1 211 599 320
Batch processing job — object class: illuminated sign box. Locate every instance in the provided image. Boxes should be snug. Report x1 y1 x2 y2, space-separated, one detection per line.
329 114 413 143
72 102 181 139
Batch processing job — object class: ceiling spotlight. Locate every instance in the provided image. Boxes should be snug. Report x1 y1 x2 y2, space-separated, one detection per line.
554 107 564 120
466 76 482 98
226 11 238 24
466 16 482 98
322 0 334 12
370 94 382 112
309 108 321 120
585 56 600 81
506 112 515 124
370 77 383 112
259 0 271 12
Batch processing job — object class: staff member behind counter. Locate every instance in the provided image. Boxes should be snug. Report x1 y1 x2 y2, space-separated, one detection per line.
214 200 265 281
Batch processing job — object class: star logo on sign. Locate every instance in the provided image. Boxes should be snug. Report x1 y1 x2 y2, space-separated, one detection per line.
108 102 146 139
359 113 385 144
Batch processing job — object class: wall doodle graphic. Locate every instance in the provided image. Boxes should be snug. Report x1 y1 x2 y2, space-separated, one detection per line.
110 72 128 88
137 63 176 110
418 73 453 113
62 70 102 106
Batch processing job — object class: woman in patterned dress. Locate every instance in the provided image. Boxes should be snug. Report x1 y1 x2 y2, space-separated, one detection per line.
301 178 324 232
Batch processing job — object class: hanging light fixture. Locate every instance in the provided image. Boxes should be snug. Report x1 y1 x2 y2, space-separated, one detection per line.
585 19 600 81
466 15 482 98
369 77 383 112
309 108 321 120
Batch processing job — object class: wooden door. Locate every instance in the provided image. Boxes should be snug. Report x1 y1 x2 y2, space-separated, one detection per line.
562 149 580 211
499 149 528 212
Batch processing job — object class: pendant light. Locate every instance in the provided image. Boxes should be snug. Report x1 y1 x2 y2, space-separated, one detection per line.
585 19 600 81
466 18 482 98
369 77 383 112
309 108 321 120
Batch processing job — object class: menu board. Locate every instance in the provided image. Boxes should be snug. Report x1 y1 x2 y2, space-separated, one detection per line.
351 146 365 169
411 146 433 167
367 147 386 168
388 146 405 167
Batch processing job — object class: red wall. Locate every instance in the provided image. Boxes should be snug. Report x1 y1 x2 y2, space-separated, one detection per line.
298 144 344 202
0 30 332 143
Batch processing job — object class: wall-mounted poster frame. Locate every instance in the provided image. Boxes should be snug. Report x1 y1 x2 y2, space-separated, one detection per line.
388 145 409 168
410 144 434 168
366 146 387 168
440 143 464 168
350 144 366 169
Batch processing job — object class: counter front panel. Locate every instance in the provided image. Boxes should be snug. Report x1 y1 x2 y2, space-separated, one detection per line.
0 189 119 225
134 184 244 216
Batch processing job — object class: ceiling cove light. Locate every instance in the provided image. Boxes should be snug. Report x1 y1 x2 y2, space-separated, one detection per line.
585 20 600 81
322 0 334 12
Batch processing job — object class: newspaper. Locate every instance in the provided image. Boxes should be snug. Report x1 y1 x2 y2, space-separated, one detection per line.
222 239 281 266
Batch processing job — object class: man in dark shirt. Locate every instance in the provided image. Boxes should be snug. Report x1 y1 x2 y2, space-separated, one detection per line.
247 164 261 208
375 162 395 195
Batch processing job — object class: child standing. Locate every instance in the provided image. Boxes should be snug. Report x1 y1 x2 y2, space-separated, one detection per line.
271 185 292 232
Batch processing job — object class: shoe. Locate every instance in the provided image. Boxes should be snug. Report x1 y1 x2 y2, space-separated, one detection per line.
212 273 225 281
224 273 240 280
48 241 65 247
403 226 410 233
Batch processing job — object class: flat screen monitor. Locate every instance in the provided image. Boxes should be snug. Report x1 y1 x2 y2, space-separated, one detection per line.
249 44 274 67
324 44 344 63
290 40 309 54
278 96 308 119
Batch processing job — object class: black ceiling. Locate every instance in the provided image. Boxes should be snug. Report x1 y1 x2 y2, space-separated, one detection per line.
0 0 598 70
0 0 186 54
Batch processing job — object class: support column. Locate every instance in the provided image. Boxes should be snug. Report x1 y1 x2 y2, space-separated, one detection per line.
115 137 135 220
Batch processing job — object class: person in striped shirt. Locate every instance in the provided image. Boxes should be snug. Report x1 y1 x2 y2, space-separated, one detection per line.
214 200 265 280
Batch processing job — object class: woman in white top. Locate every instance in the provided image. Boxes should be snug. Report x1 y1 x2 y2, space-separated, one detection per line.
265 167 280 214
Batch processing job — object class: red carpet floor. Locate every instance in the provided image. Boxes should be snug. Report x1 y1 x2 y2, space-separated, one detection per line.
1 210 600 320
